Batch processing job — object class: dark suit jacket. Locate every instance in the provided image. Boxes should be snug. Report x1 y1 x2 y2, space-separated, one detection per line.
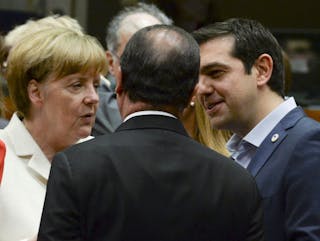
247 107 320 241
38 115 264 241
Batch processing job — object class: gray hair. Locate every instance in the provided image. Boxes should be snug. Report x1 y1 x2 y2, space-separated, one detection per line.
105 2 173 53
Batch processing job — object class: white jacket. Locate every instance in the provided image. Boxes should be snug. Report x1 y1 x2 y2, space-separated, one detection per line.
0 113 93 241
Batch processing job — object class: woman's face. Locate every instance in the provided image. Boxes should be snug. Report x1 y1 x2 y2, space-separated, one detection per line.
36 71 100 149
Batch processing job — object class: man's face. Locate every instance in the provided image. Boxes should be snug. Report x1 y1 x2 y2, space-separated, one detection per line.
108 13 162 77
197 36 259 136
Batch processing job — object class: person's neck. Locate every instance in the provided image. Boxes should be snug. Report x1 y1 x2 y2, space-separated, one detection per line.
119 97 181 121
23 117 56 161
236 91 284 137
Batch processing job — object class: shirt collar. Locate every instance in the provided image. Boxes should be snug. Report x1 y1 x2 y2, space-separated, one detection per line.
228 97 297 150
123 110 177 122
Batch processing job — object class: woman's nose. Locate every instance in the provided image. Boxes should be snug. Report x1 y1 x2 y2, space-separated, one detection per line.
84 85 99 105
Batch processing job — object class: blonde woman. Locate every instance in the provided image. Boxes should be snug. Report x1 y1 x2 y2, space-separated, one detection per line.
0 27 107 241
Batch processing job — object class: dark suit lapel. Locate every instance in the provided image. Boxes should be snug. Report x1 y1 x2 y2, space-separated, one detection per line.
247 107 306 177
115 115 189 137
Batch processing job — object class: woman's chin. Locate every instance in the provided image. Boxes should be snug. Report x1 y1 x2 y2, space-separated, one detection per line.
76 128 92 140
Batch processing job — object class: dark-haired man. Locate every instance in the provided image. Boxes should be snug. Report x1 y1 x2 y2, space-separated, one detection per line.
193 18 320 241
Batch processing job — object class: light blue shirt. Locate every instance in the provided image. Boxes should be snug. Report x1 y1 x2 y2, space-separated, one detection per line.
227 97 297 168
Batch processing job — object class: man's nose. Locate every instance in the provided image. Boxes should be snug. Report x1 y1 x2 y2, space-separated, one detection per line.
197 77 214 95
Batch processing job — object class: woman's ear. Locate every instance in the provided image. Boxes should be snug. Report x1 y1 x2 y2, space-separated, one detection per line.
254 53 273 87
188 87 198 107
27 79 43 106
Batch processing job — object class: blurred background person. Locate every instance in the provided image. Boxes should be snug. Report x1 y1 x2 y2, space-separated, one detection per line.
92 2 173 136
0 27 107 241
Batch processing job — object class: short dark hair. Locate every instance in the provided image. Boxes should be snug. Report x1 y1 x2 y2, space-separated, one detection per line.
120 24 199 111
192 18 284 96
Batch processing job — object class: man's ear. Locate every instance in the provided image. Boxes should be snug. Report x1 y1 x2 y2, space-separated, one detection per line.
254 53 273 87
106 50 116 75
27 79 43 106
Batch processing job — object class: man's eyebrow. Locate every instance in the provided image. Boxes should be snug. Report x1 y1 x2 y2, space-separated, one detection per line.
200 62 229 75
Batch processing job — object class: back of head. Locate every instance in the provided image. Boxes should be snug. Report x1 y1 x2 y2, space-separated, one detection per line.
192 18 284 96
120 24 199 111
106 2 173 53
6 27 107 118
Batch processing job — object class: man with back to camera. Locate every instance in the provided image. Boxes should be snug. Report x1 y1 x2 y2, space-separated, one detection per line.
92 2 173 136
193 18 320 241
38 24 264 241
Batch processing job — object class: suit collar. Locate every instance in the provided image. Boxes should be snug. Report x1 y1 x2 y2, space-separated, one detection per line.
5 113 51 181
116 115 189 137
247 107 306 177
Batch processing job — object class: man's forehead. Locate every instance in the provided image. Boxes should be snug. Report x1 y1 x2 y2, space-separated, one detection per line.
121 13 161 31
117 13 162 55
200 36 234 50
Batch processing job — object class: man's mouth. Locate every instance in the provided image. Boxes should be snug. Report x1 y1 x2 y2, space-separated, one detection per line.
205 100 224 114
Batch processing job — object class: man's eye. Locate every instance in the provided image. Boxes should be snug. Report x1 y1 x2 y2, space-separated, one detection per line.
209 70 224 78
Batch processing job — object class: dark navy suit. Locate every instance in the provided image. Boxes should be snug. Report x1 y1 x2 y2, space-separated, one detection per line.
248 107 320 241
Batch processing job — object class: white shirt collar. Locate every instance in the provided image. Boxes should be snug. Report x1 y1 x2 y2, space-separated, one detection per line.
244 97 297 147
228 97 297 149
123 110 177 122
226 97 297 168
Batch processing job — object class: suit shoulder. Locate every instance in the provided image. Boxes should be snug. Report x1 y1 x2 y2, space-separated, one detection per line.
194 142 256 184
62 135 115 163
290 116 320 139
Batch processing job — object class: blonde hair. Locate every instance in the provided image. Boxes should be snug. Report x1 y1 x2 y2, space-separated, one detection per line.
5 14 83 48
194 98 231 156
6 27 108 118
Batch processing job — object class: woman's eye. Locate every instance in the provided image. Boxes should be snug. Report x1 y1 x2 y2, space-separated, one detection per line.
71 82 82 89
94 82 100 89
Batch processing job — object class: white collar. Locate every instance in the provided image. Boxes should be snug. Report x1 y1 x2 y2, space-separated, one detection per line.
4 113 51 180
227 97 297 150
123 110 177 122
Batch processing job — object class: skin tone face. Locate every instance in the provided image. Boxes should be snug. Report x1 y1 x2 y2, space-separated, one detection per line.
197 36 261 136
26 70 100 156
107 13 162 77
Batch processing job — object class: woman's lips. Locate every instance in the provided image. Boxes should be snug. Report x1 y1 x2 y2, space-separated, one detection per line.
80 113 95 124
